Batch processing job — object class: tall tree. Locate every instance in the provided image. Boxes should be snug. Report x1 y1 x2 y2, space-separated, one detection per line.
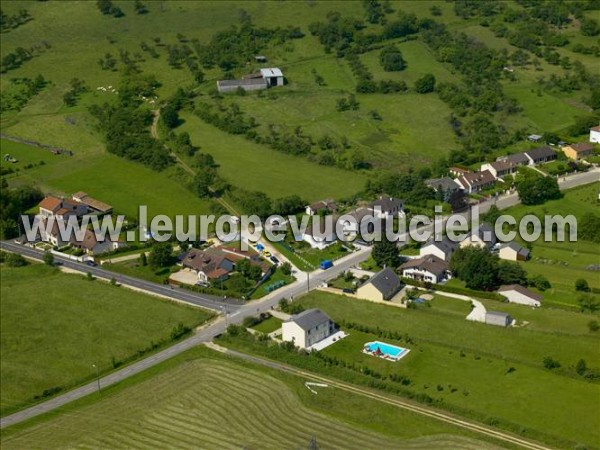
372 239 399 268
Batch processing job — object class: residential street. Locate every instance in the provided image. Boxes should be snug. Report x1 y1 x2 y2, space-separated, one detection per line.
0 167 597 430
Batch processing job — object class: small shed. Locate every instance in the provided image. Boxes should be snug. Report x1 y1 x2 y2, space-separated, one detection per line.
260 68 284 87
485 311 513 327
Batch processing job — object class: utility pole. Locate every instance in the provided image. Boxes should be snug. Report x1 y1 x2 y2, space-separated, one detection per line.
306 271 310 293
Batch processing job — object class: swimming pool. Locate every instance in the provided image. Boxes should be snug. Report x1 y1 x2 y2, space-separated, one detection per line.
363 341 410 361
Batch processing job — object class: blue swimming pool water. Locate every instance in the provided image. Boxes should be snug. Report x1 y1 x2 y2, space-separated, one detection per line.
365 341 408 359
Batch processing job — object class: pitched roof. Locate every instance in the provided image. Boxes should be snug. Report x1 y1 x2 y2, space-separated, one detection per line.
308 199 337 212
425 177 460 192
371 196 403 212
39 196 62 212
288 308 331 331
458 170 495 188
525 146 556 160
423 236 459 254
182 248 235 278
366 267 402 299
72 193 112 213
590 125 600 132
499 152 530 165
498 284 542 301
488 160 516 172
400 254 449 277
486 310 511 318
568 142 594 153
502 242 530 258
468 223 497 246
260 67 283 77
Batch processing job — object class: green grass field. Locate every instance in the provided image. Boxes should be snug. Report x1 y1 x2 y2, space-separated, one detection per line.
251 316 282 334
0 263 212 416
285 292 600 448
0 347 501 449
501 183 600 308
0 139 211 219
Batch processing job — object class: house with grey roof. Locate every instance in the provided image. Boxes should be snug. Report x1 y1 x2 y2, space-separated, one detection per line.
481 161 517 179
426 177 461 201
282 309 335 349
524 146 557 165
399 255 451 284
455 170 496 193
369 195 404 218
420 236 459 261
460 223 497 249
497 152 530 167
356 267 403 302
499 242 530 261
498 285 542 307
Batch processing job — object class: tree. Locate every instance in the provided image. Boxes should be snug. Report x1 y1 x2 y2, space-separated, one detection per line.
579 294 600 313
588 320 599 332
134 0 148 14
497 261 528 285
581 18 600 37
575 278 590 292
148 242 173 268
414 74 436 93
578 213 600 243
379 45 406 71
450 247 499 291
529 274 551 291
43 251 54 266
139 252 148 266
280 262 292 276
542 357 561 370
576 359 587 376
515 174 561 205
161 105 180 129
372 239 399 268
271 195 304 216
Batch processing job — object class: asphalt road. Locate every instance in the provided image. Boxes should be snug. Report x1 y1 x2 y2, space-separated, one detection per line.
0 241 243 311
1 167 597 430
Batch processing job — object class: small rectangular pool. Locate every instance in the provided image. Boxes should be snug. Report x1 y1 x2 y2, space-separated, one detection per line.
363 341 410 361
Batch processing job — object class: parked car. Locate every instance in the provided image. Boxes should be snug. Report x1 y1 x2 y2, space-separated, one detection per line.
263 250 272 257
270 256 280 264
85 260 98 267
319 260 333 270
342 288 355 294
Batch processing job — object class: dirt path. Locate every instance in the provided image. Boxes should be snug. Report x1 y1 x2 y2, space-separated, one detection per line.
151 110 238 214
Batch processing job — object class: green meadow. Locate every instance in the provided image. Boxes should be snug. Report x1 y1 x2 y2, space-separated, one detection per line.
0 263 212 416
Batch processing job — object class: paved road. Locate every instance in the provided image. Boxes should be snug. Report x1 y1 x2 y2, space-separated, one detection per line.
0 241 243 311
1 167 597 429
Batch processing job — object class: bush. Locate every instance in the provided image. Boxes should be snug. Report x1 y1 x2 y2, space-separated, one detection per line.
542 357 561 370
5 253 27 267
575 278 590 292
414 74 436 93
588 320 599 332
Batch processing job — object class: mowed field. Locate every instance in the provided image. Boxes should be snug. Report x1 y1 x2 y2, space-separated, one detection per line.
0 264 212 416
0 349 500 450
290 292 600 448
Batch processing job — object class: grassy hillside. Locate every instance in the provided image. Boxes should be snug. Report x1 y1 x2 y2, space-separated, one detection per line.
0 263 212 416
2 1 597 203
0 347 501 449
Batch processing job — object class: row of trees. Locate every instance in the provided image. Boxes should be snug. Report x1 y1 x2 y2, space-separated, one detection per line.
0 8 31 32
0 75 47 112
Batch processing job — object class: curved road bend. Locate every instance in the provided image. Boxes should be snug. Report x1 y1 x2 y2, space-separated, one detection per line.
1 168 597 430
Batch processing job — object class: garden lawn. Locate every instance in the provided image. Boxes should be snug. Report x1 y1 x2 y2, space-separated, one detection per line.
251 316 282 334
0 263 212 416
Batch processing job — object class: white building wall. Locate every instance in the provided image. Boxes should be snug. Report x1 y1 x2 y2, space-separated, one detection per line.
590 129 600 144
282 322 307 348
419 244 447 261
500 290 540 307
